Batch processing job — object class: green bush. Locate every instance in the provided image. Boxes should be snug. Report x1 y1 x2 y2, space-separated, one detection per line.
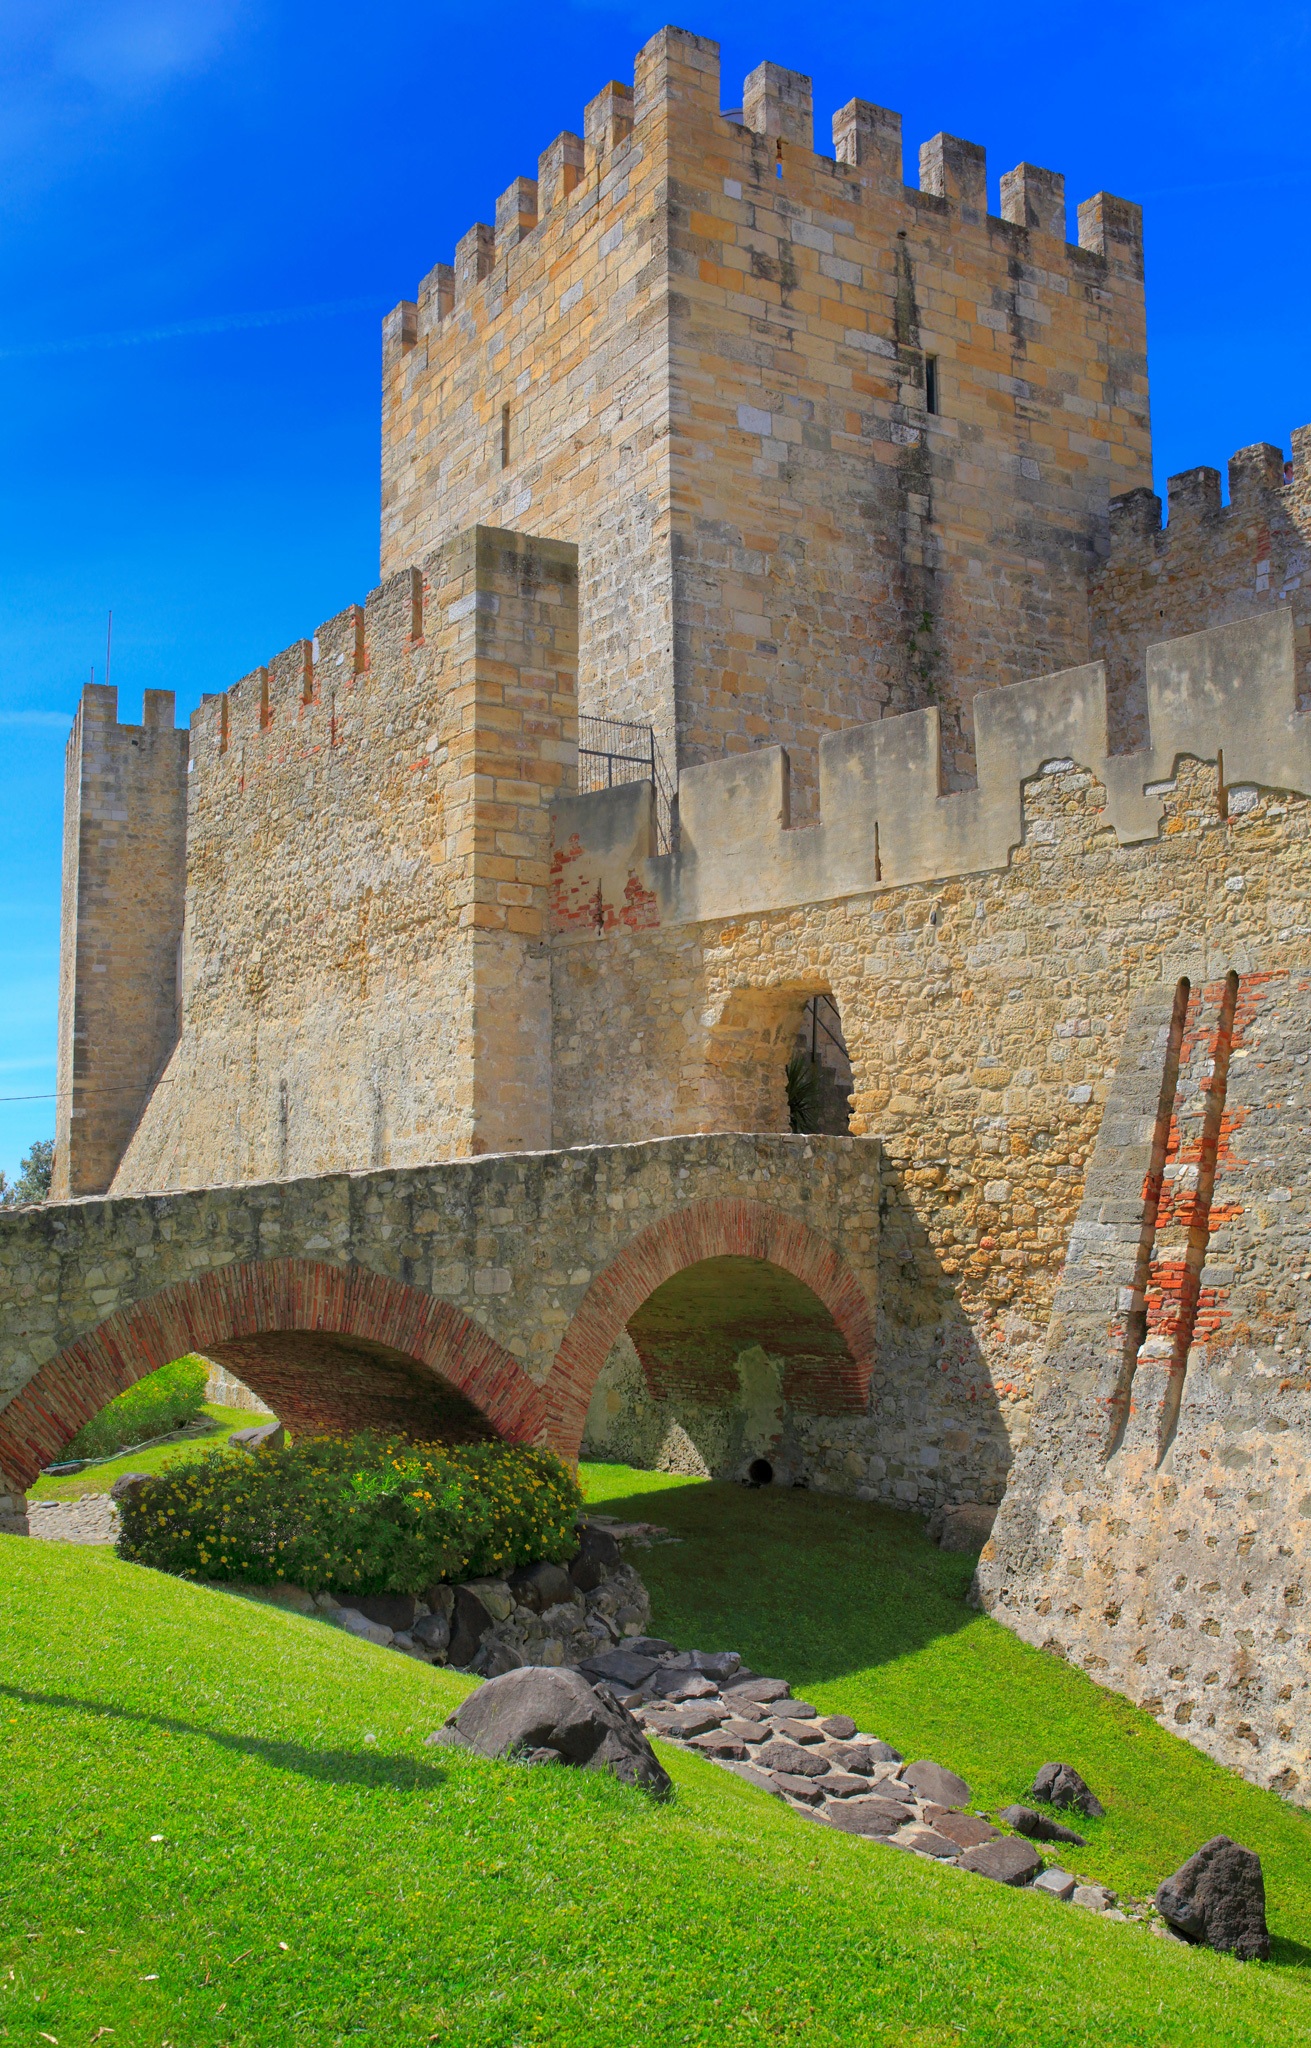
115 1433 584 1595
66 1355 210 1461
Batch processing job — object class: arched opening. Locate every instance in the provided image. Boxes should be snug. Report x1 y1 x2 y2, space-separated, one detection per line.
787 995 853 1135
696 986 854 1137
206 1331 498 1443
0 1259 545 1491
549 1199 875 1481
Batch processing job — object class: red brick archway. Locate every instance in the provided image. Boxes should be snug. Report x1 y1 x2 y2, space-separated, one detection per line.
0 1258 546 1491
546 1199 875 1456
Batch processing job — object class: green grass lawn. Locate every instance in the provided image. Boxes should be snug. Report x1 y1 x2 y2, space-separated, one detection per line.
28 1404 272 1502
1 1465 1309 2046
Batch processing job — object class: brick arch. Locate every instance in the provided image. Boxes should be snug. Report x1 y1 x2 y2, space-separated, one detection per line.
0 1258 546 1491
546 1199 875 1456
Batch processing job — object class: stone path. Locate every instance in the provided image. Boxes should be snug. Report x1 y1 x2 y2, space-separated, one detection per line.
26 1495 120 1545
577 1639 1167 1930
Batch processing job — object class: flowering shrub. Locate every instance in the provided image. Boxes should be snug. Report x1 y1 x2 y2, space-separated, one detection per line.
115 1433 584 1595
67 1355 209 1461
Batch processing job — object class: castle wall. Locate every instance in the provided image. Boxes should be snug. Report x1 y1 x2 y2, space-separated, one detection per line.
52 686 188 1199
978 971 1311 1805
1092 430 1311 752
380 28 1150 814
549 611 1311 1542
113 527 577 1196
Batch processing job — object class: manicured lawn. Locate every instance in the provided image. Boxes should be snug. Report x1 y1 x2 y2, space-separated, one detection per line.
0 1465 1307 2045
28 1404 271 1502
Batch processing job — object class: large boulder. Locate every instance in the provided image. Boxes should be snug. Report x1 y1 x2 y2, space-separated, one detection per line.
445 1666 671 1797
1155 1837 1270 1961
108 1472 153 1502
1030 1762 1104 1818
447 1584 496 1668
230 1422 285 1452
507 1561 575 1613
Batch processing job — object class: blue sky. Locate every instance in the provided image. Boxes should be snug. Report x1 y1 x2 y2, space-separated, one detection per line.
2 0 1309 1182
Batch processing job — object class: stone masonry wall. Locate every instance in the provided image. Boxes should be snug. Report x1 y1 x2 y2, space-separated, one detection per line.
552 699 1311 1520
1092 428 1311 753
113 527 577 1195
978 970 1311 1806
381 27 1150 812
52 686 188 1200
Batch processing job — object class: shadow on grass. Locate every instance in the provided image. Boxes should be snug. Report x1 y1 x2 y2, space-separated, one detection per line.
602 1473 981 1687
0 1682 448 1794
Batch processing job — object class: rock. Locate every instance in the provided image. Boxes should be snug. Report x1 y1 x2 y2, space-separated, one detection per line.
823 1796 907 1838
577 1647 659 1690
862 1739 903 1764
825 1742 892 1777
722 1718 767 1743
819 1714 858 1740
230 1422 285 1452
690 1733 747 1761
776 1718 825 1745
957 1838 1043 1886
926 1503 998 1552
1033 1869 1077 1900
770 1772 827 1806
723 1676 790 1705
1155 1837 1270 1961
625 1637 678 1658
462 1579 516 1623
448 1585 495 1668
507 1561 576 1612
682 1650 742 1682
1030 1763 1105 1818
897 1826 960 1860
900 1760 972 1808
108 1471 153 1501
650 1706 723 1740
448 1666 671 1797
820 1772 874 1798
784 1700 819 1719
421 1584 456 1623
336 1609 394 1645
349 1592 420 1631
522 1746 563 1766
568 1525 622 1593
997 1804 1086 1847
724 1698 770 1724
412 1610 451 1655
470 1639 523 1678
1072 1885 1115 1913
755 1739 829 1778
649 1670 719 1702
925 1811 998 1850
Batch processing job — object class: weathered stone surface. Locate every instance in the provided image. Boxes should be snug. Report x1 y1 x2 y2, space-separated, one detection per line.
997 1804 1086 1846
350 1592 421 1631
649 1670 718 1702
724 1677 791 1706
108 1471 152 1502
507 1561 575 1612
578 1648 659 1690
230 1421 285 1452
449 1666 671 1797
1155 1837 1270 1962
1072 1885 1115 1913
569 1524 623 1593
900 1761 972 1808
896 1826 960 1860
826 1742 895 1776
755 1740 829 1778
925 1811 999 1850
770 1772 828 1806
1031 1764 1104 1819
958 1838 1043 1886
824 1795 910 1836
819 1714 858 1740
411 1610 451 1654
1033 1869 1077 1900
818 1771 873 1798
690 1733 747 1761
776 1717 825 1745
448 1585 495 1668
336 1609 394 1645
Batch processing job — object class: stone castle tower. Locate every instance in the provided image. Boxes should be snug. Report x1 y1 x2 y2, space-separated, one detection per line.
23 21 1311 1803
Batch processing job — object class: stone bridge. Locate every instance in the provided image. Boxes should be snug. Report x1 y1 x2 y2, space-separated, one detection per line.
0 1135 879 1492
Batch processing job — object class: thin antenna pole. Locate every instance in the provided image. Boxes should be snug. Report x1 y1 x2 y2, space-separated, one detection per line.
105 611 113 695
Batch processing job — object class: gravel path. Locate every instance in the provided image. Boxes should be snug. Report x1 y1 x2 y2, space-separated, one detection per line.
26 1495 121 1545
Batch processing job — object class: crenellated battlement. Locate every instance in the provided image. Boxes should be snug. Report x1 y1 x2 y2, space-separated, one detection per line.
552 609 1301 929
1093 429 1311 752
382 25 1143 363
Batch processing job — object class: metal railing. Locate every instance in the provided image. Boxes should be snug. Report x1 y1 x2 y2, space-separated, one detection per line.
577 713 674 853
